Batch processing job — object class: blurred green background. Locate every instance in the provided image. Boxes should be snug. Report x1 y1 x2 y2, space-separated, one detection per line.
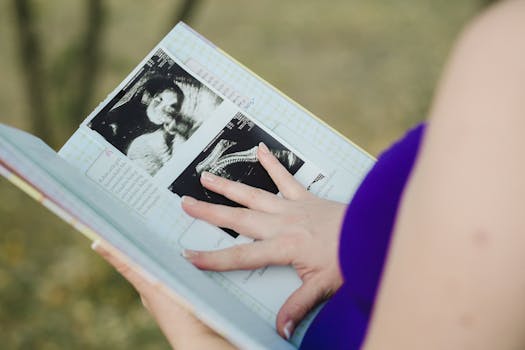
0 0 486 348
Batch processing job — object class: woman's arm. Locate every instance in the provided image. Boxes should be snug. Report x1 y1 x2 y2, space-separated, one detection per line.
364 1 525 349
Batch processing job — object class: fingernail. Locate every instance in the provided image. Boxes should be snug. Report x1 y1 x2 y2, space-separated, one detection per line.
201 171 217 183
181 195 197 205
283 320 294 340
91 240 100 251
182 249 199 260
258 142 269 155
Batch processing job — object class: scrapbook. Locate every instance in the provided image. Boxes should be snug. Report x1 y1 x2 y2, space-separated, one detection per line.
0 22 374 349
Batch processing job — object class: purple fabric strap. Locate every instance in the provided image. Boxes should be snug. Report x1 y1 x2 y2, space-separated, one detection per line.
300 124 425 349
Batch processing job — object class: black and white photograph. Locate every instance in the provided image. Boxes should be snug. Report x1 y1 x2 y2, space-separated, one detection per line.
169 112 304 238
88 49 224 176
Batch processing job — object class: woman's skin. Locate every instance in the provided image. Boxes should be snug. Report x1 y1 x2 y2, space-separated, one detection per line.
364 1 525 349
93 1 525 348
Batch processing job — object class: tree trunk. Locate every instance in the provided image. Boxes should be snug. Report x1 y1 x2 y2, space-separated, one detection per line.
12 0 53 144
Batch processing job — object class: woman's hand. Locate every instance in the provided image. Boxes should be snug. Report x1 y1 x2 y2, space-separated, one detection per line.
91 241 234 350
181 142 347 339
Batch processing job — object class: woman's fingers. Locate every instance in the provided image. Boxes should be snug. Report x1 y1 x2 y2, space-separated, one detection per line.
197 142 309 211
91 241 235 349
91 240 157 296
182 196 281 240
200 171 284 212
257 142 308 200
184 238 295 271
276 277 328 340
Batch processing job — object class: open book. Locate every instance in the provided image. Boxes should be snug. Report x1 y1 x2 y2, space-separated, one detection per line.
0 22 375 349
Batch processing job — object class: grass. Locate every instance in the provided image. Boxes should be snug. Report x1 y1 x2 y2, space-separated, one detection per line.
0 0 482 348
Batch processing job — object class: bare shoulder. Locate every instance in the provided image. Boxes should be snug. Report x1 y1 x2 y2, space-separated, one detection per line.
432 1 525 108
424 0 525 154
454 0 525 55
469 0 525 34
364 2 525 349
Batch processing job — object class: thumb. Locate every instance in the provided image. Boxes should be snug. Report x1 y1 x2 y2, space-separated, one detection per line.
276 279 326 340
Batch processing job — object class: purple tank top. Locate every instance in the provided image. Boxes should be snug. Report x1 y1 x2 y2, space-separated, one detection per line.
300 124 426 349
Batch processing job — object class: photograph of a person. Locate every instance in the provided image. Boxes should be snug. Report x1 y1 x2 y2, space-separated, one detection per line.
169 112 304 238
88 49 224 176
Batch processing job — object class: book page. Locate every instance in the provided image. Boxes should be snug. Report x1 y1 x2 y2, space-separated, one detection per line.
59 23 376 345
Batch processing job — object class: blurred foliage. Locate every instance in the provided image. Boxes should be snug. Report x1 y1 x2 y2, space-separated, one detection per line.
0 0 484 348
